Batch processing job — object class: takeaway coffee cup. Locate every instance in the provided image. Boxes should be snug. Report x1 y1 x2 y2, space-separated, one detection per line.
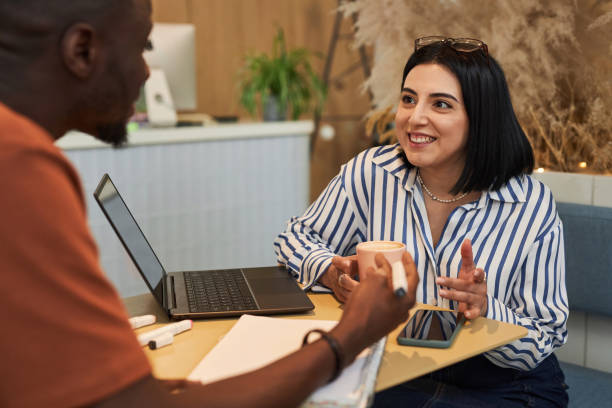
356 240 406 279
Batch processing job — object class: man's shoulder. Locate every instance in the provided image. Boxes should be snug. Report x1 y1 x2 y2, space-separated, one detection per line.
0 102 58 155
0 103 82 198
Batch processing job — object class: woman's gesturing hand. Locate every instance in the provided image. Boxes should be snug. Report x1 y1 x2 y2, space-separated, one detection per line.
436 239 488 319
318 255 359 303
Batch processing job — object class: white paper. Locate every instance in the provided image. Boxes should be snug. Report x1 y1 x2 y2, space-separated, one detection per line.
188 314 384 407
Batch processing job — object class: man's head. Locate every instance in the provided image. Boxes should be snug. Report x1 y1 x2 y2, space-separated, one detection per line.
0 0 152 146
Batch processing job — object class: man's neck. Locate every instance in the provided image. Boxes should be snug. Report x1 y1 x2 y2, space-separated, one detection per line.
0 86 71 140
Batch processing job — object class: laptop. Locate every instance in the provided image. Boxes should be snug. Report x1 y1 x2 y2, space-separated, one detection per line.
93 174 314 319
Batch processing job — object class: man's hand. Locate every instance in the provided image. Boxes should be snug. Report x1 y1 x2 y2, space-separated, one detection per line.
437 239 487 319
331 251 419 364
318 255 359 303
158 379 199 395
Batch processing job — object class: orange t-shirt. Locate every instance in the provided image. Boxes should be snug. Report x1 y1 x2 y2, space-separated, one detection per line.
0 103 151 407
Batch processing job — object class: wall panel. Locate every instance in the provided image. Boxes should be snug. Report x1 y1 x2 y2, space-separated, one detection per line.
152 1 371 117
151 0 190 23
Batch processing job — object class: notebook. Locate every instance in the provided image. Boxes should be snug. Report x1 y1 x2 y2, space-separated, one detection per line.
188 314 385 408
93 174 314 319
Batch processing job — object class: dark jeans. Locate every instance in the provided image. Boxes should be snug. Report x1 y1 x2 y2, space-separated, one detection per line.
373 354 569 408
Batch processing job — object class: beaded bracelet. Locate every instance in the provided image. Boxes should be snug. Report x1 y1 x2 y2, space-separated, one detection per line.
302 329 344 382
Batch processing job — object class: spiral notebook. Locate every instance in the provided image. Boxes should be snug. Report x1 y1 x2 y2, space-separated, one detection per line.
188 314 386 408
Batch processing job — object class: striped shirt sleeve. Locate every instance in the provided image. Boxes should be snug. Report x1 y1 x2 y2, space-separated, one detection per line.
274 162 363 288
484 216 568 370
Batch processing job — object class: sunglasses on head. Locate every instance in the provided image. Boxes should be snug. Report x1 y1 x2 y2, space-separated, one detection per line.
415 36 489 59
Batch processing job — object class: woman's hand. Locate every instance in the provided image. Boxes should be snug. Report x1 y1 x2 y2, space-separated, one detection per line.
437 239 487 319
318 255 359 303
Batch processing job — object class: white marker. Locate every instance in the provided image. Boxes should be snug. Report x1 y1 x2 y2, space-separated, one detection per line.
391 261 408 298
148 332 174 350
129 314 156 329
137 319 192 346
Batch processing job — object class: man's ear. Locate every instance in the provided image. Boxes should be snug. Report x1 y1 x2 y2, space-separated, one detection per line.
60 23 98 79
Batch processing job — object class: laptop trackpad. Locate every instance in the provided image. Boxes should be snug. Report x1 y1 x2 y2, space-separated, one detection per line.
245 267 309 309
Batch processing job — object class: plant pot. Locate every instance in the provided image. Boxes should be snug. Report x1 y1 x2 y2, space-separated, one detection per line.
263 95 287 121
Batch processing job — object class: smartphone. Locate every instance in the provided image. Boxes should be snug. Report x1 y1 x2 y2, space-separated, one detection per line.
397 309 465 348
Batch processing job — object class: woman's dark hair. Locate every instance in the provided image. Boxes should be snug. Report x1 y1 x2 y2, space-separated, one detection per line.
401 42 534 193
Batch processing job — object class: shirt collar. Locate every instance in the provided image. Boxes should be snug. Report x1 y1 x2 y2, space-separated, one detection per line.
485 176 526 204
370 143 526 205
371 144 418 194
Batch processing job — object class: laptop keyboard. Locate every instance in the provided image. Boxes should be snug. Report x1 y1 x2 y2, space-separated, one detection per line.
184 270 258 313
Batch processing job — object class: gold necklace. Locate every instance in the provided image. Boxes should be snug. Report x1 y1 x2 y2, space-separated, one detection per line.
417 170 469 203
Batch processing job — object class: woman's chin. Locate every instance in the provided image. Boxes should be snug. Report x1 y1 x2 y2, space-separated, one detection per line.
402 150 430 168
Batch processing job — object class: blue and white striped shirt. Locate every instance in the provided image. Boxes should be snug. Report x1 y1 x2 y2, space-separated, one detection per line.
274 144 568 370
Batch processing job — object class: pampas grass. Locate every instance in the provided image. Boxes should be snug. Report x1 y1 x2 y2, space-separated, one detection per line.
343 0 612 174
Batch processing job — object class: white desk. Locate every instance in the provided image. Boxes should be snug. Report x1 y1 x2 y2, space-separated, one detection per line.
56 120 314 150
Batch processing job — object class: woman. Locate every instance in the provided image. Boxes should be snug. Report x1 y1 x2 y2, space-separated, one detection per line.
274 36 569 407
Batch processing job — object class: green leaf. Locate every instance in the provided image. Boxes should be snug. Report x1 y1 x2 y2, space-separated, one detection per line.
237 27 327 119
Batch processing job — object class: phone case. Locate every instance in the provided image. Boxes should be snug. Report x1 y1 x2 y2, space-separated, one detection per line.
396 314 465 348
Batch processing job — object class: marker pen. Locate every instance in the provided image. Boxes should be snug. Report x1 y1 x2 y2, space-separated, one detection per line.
137 319 192 346
391 261 408 298
148 332 174 350
129 314 156 329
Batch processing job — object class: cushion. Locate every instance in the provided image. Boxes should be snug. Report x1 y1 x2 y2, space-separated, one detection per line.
557 203 612 317
560 361 612 407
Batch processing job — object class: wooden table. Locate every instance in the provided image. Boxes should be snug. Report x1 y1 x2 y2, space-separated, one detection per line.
123 293 527 391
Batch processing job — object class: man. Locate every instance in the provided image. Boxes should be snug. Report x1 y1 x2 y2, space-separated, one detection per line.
0 1 419 407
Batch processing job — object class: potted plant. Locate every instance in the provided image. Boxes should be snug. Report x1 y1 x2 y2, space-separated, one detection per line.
239 28 326 121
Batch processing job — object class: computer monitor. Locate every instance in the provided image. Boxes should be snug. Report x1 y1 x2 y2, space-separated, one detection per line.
144 23 197 111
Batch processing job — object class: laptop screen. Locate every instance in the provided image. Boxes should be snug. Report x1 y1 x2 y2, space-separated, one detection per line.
94 174 165 306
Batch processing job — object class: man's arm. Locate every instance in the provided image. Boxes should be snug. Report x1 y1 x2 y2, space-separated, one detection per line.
97 336 342 408
96 253 419 408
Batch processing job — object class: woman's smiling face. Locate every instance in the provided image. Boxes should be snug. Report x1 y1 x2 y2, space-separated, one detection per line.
395 63 469 176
